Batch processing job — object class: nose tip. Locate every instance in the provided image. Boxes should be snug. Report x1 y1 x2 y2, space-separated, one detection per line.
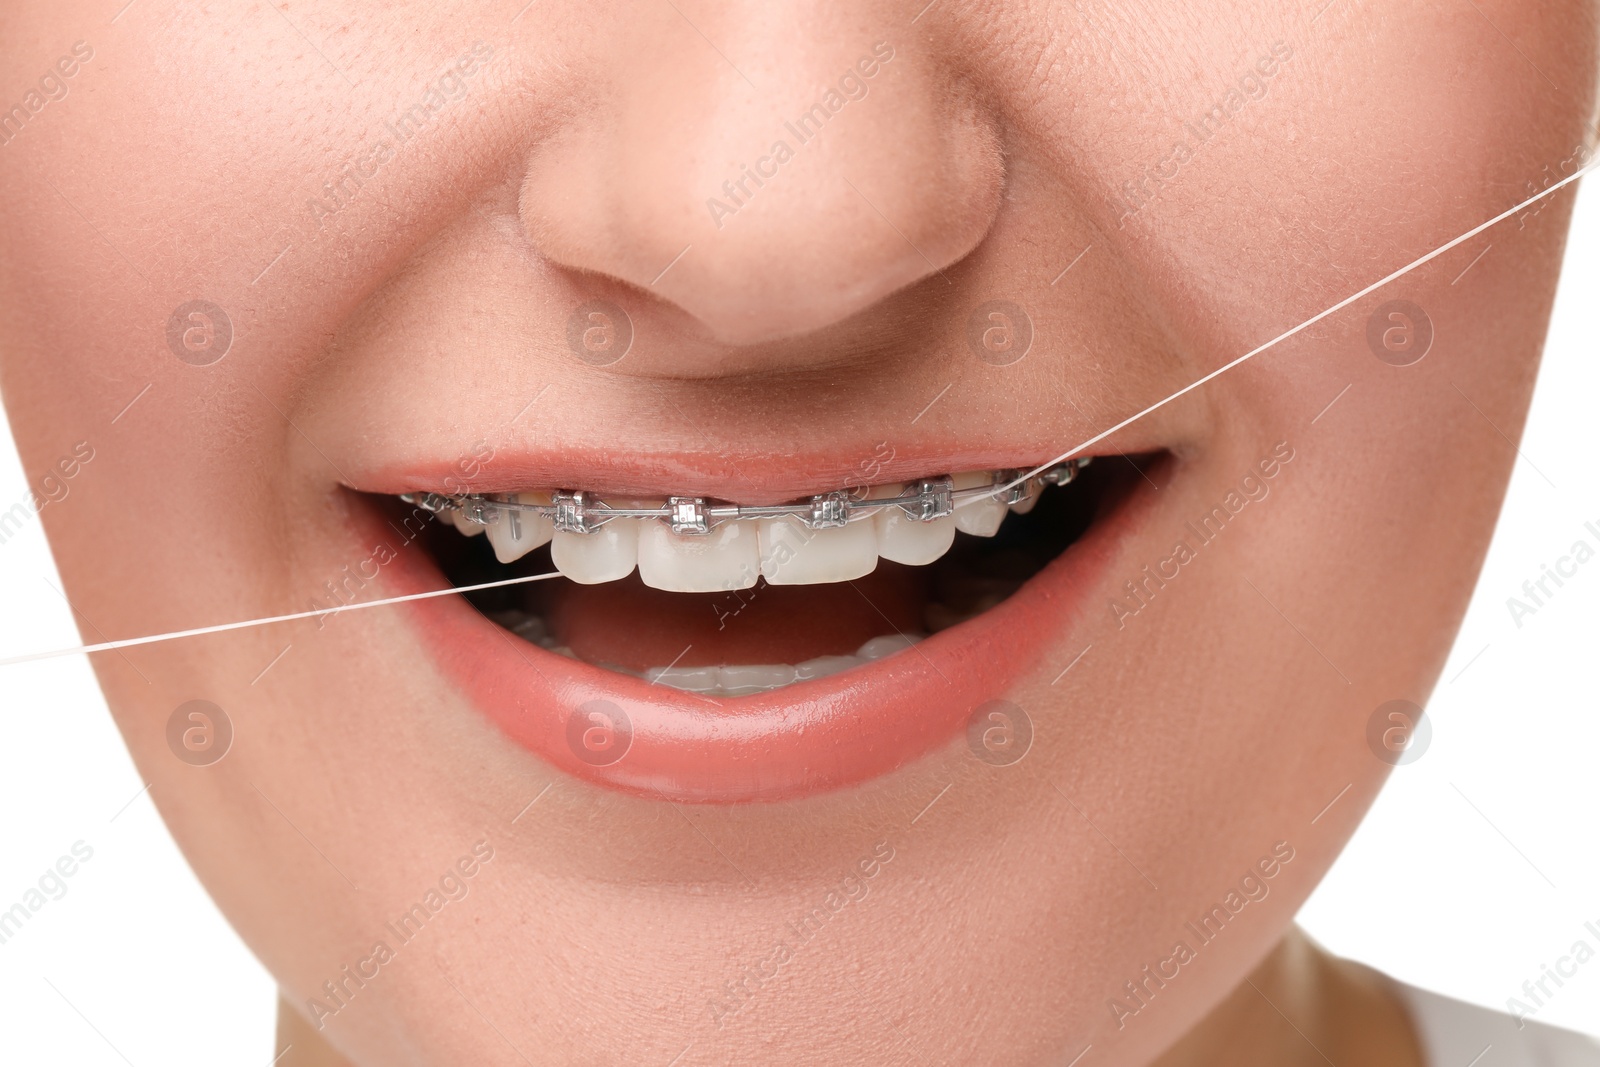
521 35 1004 349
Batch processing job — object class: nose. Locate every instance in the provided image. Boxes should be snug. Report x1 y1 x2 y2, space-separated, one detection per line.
520 9 1005 349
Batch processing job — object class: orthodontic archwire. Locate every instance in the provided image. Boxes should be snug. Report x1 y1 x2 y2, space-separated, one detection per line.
6 159 1598 671
400 459 1095 537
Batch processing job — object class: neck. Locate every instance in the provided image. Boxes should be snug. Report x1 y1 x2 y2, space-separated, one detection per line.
275 926 1425 1066
1154 926 1426 1067
277 1003 358 1067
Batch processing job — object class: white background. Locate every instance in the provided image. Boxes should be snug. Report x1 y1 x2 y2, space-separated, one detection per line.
1 187 1597 1062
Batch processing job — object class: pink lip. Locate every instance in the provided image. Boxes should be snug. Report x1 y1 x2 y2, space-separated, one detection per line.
348 443 1156 505
351 473 1150 803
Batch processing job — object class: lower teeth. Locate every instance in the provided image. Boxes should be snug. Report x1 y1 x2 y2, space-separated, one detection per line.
486 609 925 696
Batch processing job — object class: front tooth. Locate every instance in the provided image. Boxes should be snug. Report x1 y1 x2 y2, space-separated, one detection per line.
758 517 878 585
484 494 556 563
637 520 760 592
552 519 639 584
872 484 956 566
952 471 1008 536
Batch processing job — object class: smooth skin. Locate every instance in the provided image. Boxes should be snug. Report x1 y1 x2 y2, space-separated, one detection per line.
1 1 1596 1064
276 928 1428 1066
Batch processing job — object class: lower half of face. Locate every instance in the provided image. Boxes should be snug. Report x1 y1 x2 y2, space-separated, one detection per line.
0 0 1594 1062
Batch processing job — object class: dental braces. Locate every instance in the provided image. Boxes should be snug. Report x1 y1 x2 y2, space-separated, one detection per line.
400 458 1093 536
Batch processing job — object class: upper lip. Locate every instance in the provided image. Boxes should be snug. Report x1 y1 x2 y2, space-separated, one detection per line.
348 445 1133 505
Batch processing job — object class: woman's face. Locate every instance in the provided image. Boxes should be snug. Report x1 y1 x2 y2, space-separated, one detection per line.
2 0 1594 1062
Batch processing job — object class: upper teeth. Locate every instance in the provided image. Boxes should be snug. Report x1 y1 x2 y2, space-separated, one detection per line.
413 462 1088 593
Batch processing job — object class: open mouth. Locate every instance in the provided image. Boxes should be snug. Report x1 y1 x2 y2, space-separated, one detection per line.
356 451 1161 802
397 458 1132 696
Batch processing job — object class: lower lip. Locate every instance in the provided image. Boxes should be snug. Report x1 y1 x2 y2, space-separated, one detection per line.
356 480 1148 803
